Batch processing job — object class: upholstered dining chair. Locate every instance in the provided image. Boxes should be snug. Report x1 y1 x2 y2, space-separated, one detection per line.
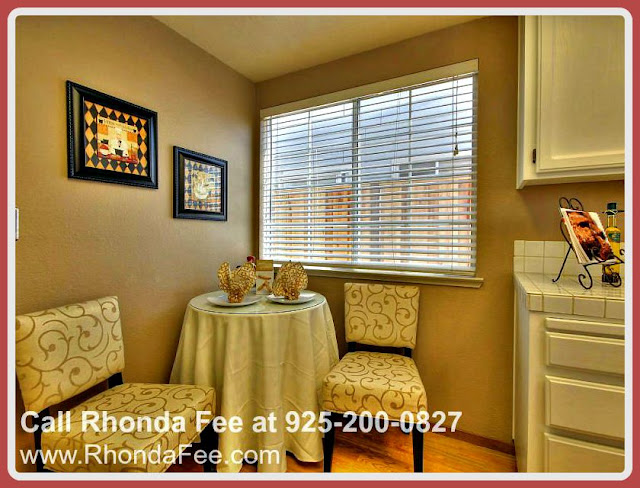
322 283 427 472
15 296 217 473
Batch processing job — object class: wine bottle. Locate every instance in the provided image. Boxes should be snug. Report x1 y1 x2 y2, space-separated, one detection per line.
603 202 621 281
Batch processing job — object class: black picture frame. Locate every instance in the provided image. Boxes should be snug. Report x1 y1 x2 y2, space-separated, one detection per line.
173 146 228 221
66 81 158 188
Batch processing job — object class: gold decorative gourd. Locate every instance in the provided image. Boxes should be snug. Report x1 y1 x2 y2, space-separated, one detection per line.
217 262 256 303
272 262 308 300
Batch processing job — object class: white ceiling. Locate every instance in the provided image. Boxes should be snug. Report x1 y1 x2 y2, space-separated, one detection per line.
156 16 482 82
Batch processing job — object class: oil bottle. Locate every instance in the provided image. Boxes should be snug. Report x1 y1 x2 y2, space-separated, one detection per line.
602 202 622 284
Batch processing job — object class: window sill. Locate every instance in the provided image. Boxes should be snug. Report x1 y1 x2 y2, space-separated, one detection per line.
278 265 484 288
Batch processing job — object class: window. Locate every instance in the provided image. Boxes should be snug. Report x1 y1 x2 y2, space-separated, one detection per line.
260 64 477 276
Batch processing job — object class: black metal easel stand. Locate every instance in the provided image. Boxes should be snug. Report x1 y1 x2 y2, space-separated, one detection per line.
551 197 624 290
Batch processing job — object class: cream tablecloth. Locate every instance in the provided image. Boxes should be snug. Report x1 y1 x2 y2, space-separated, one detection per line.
169 291 339 472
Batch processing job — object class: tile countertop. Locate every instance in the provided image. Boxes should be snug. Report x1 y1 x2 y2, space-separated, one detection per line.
514 272 625 320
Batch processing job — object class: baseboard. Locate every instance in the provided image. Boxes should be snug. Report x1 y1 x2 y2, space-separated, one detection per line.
436 429 515 455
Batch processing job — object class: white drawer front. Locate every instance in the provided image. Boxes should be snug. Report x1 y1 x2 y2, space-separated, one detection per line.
545 317 624 338
545 433 624 473
546 332 624 375
545 376 624 439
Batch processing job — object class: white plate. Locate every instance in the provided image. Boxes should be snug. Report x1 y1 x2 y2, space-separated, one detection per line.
207 294 262 307
267 291 316 305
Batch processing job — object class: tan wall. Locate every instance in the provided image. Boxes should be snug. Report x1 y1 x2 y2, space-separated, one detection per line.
15 16 255 470
256 16 625 443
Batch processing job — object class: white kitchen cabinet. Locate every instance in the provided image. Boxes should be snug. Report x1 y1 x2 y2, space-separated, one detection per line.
517 16 625 188
513 271 625 473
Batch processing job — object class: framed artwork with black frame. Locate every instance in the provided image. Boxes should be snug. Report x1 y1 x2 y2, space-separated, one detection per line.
67 81 158 188
173 146 228 221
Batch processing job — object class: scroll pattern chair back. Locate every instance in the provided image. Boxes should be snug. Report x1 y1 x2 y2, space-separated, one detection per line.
15 296 125 413
344 283 420 349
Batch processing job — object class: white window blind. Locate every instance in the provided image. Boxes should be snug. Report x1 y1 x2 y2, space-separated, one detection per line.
260 69 477 275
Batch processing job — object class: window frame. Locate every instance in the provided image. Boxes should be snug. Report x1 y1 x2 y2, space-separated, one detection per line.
259 60 482 288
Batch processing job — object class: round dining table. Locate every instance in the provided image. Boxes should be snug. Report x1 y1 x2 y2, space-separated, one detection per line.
169 291 339 473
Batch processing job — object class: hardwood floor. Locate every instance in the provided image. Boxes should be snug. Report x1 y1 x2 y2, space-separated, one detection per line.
169 428 516 473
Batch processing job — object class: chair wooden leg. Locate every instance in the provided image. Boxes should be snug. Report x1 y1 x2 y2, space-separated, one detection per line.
199 421 218 473
34 429 45 472
323 412 337 472
32 408 49 472
412 424 424 472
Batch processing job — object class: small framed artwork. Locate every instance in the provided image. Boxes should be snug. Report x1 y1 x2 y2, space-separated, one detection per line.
173 146 228 221
67 81 158 188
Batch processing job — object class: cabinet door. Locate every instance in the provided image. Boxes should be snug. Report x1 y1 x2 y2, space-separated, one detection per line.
545 376 624 439
537 16 624 173
545 332 625 375
545 433 624 473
